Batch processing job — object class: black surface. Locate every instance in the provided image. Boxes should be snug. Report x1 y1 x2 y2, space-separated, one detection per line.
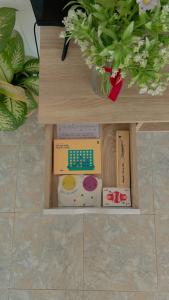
30 0 70 26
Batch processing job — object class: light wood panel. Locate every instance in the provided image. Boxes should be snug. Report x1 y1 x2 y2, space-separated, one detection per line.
39 27 169 124
138 122 169 132
44 125 53 209
102 124 129 187
44 123 139 210
130 124 139 209
116 131 130 188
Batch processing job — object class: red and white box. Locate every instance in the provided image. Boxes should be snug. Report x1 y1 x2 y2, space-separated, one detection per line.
103 187 131 207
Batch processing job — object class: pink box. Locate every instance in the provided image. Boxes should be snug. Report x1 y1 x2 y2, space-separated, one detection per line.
103 187 131 207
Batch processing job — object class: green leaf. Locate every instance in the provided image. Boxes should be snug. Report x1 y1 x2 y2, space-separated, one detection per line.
122 21 134 40
23 58 39 74
145 37 151 50
0 100 17 130
145 22 152 30
26 90 38 113
1 96 27 127
101 27 116 39
0 49 13 82
4 31 25 73
21 76 39 96
0 8 16 52
95 0 114 8
0 80 27 101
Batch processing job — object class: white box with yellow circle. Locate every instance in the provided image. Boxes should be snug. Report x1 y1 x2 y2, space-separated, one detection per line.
58 175 102 207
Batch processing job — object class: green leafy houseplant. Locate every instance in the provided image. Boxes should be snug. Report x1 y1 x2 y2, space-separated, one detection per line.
0 7 39 131
62 0 169 99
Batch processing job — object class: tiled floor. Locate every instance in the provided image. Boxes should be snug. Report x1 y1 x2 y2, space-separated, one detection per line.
0 113 169 299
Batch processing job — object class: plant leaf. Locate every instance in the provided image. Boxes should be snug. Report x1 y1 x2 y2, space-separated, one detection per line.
0 50 13 82
23 58 39 74
0 100 17 130
4 30 25 73
0 7 16 52
26 90 38 113
95 0 114 8
0 80 27 101
1 96 27 127
122 21 134 40
21 76 39 96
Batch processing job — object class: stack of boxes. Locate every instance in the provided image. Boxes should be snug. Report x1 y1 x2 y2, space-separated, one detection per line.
53 124 102 207
53 124 131 208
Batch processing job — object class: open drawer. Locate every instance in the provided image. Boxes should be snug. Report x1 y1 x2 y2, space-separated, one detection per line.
44 123 140 214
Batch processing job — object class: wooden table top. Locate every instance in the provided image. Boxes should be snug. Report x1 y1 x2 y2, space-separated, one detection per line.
39 27 169 124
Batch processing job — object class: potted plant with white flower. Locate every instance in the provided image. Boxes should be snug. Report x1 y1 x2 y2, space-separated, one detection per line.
61 0 169 102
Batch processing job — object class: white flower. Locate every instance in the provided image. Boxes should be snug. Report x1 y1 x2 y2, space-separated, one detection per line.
121 70 127 78
114 13 119 20
108 50 114 60
85 57 93 69
68 9 77 18
124 54 132 66
134 46 140 53
111 69 118 78
151 82 158 88
148 89 156 96
96 66 105 74
134 54 142 63
163 5 169 13
136 0 159 11
140 59 147 68
76 9 86 17
138 40 144 47
128 79 136 88
142 50 148 58
160 48 167 55
139 86 148 94
78 41 89 52
92 4 101 10
59 31 65 39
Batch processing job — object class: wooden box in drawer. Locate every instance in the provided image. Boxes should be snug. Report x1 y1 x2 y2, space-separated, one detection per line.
44 123 140 214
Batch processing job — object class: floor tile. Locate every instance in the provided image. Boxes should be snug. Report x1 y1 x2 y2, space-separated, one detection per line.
22 113 38 127
157 293 169 300
9 290 83 300
137 145 154 213
0 128 22 145
0 146 19 212
152 146 169 212
156 215 169 291
152 132 169 147
84 215 157 291
12 214 83 289
0 214 14 288
20 113 44 145
137 132 153 148
0 290 8 300
84 291 155 300
15 145 44 212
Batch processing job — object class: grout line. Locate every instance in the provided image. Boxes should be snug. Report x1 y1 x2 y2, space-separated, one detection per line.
149 134 159 290
8 212 16 291
6 287 157 292
82 214 85 300
14 139 22 213
9 140 22 290
150 133 159 290
8 142 21 291
82 215 85 291
153 214 159 291
150 134 156 214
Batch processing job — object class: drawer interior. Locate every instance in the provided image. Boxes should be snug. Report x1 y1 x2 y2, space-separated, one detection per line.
44 123 139 210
